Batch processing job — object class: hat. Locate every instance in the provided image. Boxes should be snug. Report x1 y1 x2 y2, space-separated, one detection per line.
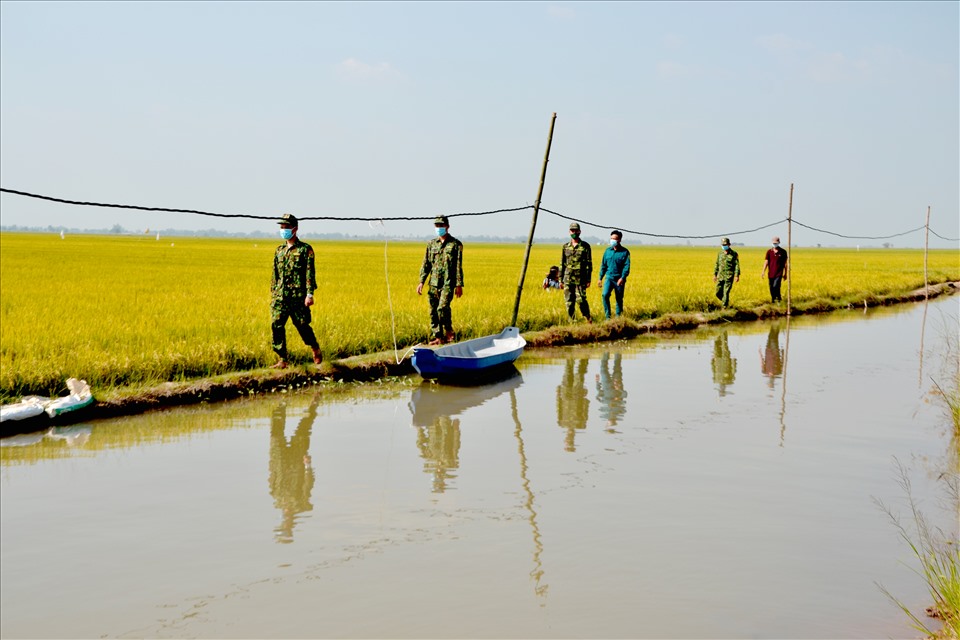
277 213 298 227
721 237 731 246
569 222 581 231
772 236 781 243
434 216 449 226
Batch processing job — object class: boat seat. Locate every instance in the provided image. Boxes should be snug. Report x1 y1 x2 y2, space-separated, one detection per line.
443 343 477 357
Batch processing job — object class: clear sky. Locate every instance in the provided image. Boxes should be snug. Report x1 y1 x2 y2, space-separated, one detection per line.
1 1 957 247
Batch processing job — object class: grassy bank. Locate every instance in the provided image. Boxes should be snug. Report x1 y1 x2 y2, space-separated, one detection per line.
1 232 958 403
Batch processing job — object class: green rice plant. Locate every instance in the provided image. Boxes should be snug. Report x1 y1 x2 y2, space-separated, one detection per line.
875 460 960 639
0 233 957 401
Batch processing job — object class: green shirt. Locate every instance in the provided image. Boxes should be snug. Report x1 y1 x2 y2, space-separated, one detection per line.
560 240 593 285
419 235 464 291
272 239 317 301
714 248 741 280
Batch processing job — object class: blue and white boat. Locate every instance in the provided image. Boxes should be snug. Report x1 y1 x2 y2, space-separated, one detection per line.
411 327 526 380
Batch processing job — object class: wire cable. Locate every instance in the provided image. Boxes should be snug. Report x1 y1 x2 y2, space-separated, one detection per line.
539 206 786 239
792 220 925 240
0 188 531 222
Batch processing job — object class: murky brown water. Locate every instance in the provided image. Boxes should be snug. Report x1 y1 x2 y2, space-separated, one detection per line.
2 297 958 639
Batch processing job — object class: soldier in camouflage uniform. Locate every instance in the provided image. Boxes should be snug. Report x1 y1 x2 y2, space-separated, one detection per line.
417 216 464 345
560 222 593 322
713 236 741 308
271 213 323 368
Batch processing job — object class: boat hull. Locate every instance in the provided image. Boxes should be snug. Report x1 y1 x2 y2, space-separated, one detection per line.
411 327 525 380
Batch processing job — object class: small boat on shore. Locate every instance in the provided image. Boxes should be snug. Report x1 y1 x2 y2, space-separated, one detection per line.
1 379 95 437
411 327 526 380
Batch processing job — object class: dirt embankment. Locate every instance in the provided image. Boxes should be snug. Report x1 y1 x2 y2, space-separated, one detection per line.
38 281 960 425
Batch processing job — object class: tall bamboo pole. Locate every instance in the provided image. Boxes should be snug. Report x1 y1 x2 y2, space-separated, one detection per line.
511 113 557 327
923 206 931 300
786 183 793 316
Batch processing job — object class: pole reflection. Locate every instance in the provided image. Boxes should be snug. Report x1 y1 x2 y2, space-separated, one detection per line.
711 330 737 397
510 387 548 603
595 352 628 432
268 394 319 544
556 358 590 452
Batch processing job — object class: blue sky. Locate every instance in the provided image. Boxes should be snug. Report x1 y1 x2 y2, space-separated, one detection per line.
1 1 957 247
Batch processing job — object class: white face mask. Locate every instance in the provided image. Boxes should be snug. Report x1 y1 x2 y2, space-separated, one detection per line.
773 243 780 248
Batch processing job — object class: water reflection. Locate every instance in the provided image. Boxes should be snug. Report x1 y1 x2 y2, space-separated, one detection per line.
760 325 785 389
711 330 737 397
595 352 627 431
556 358 590 451
509 388 548 602
408 369 523 492
268 395 318 544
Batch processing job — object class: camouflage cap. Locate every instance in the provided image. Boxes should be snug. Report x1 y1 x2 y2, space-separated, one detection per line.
277 213 298 226
434 216 450 226
721 237 731 246
569 222 581 231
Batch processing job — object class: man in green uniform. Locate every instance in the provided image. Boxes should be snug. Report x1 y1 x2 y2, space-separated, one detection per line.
271 213 322 368
713 236 741 309
560 222 593 322
417 216 464 345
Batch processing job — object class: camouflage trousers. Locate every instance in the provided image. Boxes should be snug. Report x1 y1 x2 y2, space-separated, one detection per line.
428 287 454 339
715 278 735 308
271 298 319 359
563 282 592 320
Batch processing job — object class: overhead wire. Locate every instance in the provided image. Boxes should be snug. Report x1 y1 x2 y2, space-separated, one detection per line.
1 186 956 244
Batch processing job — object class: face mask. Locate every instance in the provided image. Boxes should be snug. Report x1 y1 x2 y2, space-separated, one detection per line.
610 238 618 246
435 227 447 237
280 229 293 240
570 233 579 239
773 243 780 248
722 245 730 251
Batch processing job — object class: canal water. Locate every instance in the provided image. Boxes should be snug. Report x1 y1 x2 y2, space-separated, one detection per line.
2 297 958 639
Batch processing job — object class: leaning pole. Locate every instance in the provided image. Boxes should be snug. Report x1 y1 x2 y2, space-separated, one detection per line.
511 112 558 327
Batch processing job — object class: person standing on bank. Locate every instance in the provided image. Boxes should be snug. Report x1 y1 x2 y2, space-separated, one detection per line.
597 230 631 319
761 235 788 303
417 216 464 345
271 214 322 369
560 222 593 323
713 237 740 309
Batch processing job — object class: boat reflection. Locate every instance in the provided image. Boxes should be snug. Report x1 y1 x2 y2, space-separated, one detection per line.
408 367 523 493
595 352 627 432
711 330 737 397
557 358 590 452
268 394 319 544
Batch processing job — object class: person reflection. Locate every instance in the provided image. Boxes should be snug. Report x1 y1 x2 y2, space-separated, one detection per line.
416 415 461 493
269 395 319 544
711 330 737 397
595 352 627 431
759 325 784 389
557 357 590 451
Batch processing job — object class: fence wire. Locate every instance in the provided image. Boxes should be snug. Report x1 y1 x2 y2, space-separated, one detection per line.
1 186 957 243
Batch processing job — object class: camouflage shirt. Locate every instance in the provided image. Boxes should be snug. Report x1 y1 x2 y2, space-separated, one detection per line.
419 235 464 291
714 248 741 280
560 240 593 285
272 239 317 301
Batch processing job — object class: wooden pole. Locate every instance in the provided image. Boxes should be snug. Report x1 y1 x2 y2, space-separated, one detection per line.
923 206 931 300
511 112 558 327
786 183 793 316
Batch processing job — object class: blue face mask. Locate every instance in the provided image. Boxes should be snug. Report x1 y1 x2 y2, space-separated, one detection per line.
280 229 293 240
435 227 447 237
610 238 618 246
722 245 730 250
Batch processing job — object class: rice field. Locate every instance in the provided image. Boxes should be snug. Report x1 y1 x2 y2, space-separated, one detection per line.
1 232 957 401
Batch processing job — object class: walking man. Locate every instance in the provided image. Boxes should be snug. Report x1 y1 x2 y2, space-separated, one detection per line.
560 222 593 322
713 237 740 309
597 229 631 319
417 216 464 345
761 236 788 303
271 213 322 368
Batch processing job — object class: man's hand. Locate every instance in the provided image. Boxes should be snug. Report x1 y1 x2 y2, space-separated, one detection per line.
417 283 424 295
616 278 624 286
305 295 314 307
734 276 740 283
454 286 463 299
597 279 603 288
